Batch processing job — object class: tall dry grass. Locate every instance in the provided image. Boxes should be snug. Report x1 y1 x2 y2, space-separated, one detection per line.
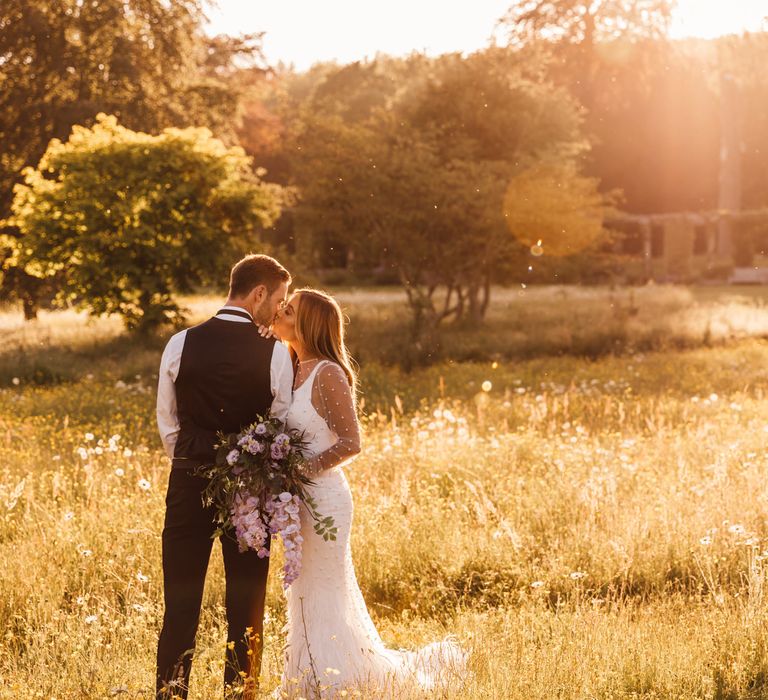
3 288 768 698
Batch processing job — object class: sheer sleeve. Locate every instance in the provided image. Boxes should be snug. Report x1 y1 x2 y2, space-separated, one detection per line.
304 362 361 476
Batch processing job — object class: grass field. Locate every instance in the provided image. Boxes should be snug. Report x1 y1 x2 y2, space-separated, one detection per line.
4 285 768 698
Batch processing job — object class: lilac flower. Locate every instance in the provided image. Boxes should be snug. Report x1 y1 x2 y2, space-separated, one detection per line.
226 449 240 466
231 491 268 554
239 436 263 455
270 443 284 461
254 423 267 435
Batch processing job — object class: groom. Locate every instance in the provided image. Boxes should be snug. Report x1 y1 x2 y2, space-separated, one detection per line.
155 254 293 699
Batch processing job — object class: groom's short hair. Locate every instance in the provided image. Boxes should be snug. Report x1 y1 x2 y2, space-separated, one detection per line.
229 254 291 298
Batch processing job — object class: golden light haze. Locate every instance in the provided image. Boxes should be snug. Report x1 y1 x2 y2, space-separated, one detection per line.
206 0 768 69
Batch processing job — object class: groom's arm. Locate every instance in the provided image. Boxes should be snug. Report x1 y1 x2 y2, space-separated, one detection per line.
269 341 293 423
156 330 186 459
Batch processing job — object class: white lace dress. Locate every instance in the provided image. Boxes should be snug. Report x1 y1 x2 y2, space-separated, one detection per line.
280 360 466 699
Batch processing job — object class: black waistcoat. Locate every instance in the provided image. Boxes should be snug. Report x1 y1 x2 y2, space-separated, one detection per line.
173 315 275 466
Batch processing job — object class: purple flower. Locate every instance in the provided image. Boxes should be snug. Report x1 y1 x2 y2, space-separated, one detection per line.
226 449 240 466
254 423 267 435
270 443 284 460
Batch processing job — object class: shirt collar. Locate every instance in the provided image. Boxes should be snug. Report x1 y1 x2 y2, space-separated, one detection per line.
218 305 253 320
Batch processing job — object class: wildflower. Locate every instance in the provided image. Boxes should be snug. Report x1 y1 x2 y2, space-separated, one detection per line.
81 549 93 557
114 468 124 477
137 479 151 491
569 571 587 580
122 448 133 458
481 380 492 392
84 615 98 624
136 571 149 583
530 581 544 588
85 433 95 441
63 511 74 521
131 604 145 613
699 536 712 545
728 524 745 535
76 596 87 606
709 393 719 402
77 447 88 460
11 377 20 386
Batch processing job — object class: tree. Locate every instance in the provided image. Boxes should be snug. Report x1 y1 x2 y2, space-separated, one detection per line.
0 0 264 315
6 114 283 331
287 51 607 340
500 0 675 48
289 112 507 338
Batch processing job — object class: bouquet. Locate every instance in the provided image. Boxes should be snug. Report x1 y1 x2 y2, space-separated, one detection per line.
197 416 337 587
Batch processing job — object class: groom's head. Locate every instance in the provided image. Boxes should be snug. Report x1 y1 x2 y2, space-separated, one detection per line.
227 254 291 326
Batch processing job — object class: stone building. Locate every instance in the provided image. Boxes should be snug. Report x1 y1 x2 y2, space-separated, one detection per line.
607 210 768 283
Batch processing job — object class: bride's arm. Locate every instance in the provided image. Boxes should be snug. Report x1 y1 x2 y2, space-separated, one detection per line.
304 362 361 476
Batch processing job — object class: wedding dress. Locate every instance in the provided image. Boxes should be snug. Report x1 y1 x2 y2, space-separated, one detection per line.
280 359 466 698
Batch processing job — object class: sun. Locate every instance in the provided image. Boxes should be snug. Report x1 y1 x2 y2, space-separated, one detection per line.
670 0 767 40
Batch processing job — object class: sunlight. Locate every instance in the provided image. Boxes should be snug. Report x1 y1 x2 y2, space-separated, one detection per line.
670 0 767 39
206 0 768 68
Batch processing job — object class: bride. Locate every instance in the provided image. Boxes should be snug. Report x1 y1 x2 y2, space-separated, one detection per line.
268 288 466 698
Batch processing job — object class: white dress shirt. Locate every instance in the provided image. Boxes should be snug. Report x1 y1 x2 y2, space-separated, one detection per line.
156 305 294 458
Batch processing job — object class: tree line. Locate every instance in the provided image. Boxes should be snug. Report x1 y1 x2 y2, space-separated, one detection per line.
2 0 768 339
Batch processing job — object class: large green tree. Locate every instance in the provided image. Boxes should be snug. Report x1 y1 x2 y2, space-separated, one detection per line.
7 114 283 331
0 0 263 314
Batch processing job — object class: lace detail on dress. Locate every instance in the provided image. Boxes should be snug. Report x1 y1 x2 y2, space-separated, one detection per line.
303 362 361 476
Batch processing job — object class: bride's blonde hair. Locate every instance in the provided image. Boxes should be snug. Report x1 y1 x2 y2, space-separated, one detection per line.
290 288 357 396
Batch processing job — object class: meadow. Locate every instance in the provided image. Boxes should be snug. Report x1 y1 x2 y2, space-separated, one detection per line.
5 285 768 698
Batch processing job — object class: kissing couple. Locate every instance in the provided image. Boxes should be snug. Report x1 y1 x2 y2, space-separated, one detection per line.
155 254 466 699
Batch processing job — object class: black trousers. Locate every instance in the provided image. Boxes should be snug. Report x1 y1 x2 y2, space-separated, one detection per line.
156 468 270 699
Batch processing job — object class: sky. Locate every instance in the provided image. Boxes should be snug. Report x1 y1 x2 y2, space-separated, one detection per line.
205 0 768 71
